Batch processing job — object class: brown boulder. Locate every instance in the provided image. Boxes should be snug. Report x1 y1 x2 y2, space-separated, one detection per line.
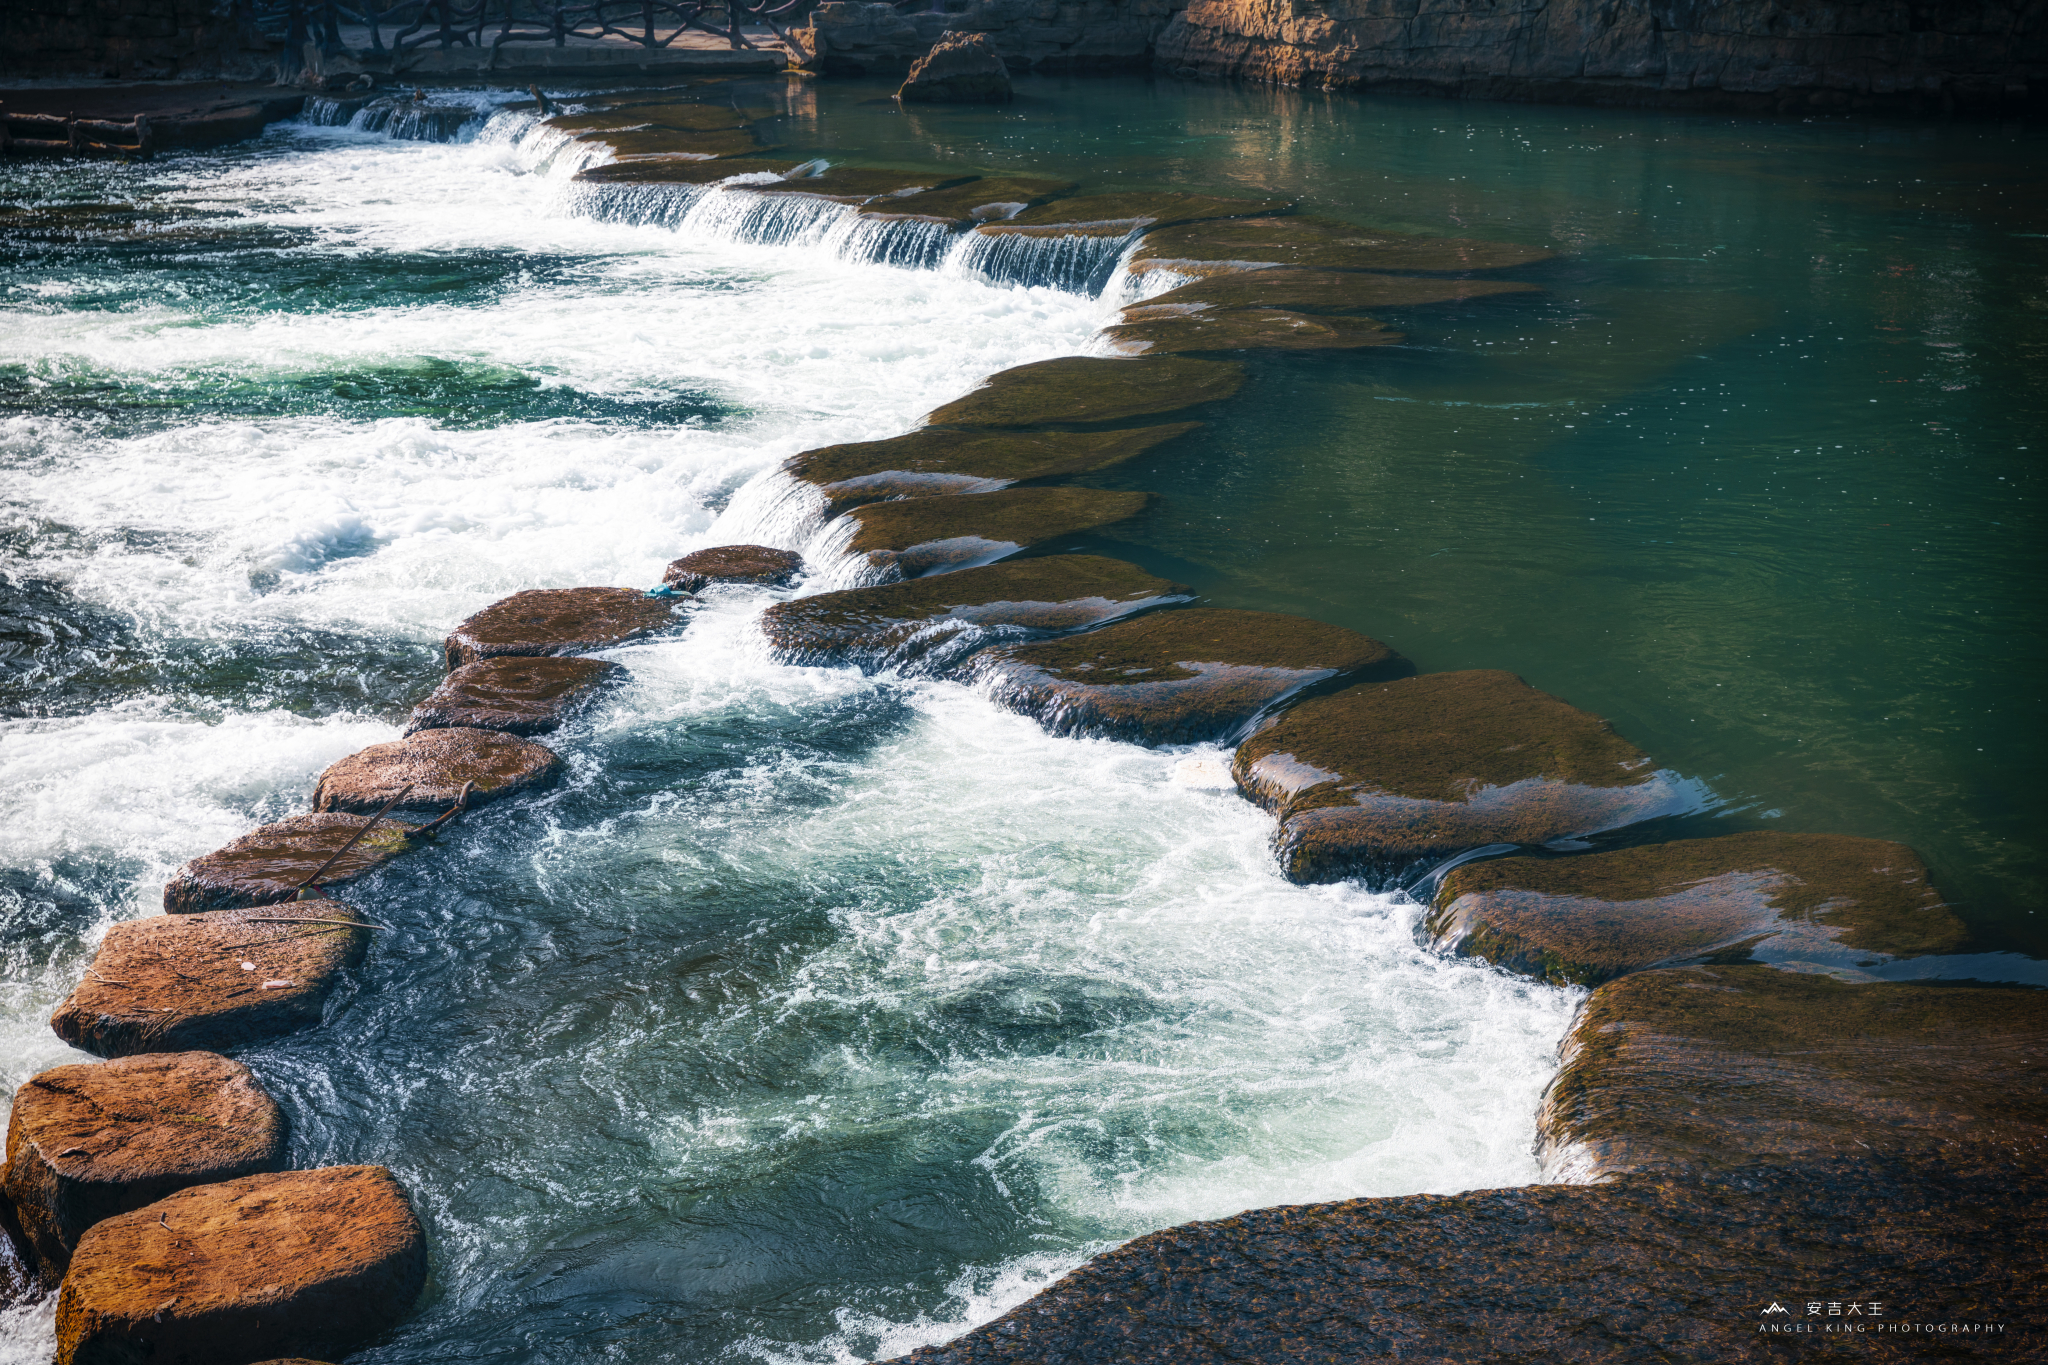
921 355 1244 429
3 1053 286 1283
406 656 624 738
661 544 803 593
443 587 679 670
311 728 560 815
836 488 1151 581
55 1166 427 1365
1233 670 1689 885
50 909 371 1058
1427 831 1969 986
162 813 422 915
971 609 1404 745
897 31 1013 103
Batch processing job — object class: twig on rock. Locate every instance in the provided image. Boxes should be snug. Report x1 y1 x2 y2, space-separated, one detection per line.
293 784 414 892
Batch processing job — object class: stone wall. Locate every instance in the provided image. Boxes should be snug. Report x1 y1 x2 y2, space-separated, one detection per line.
1 0 277 80
792 0 1188 73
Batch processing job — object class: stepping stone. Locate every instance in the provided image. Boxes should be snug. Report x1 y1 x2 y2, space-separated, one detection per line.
1104 307 1402 356
1129 214 1558 279
743 166 977 204
311 729 562 816
976 191 1291 239
1139 268 1541 314
859 175 1075 226
837 488 1152 581
1538 965 2048 1182
444 587 679 670
922 356 1244 429
1426 831 1969 986
550 102 753 133
55 1165 427 1364
971 609 1404 746
406 656 624 738
163 813 423 915
575 157 799 186
662 544 803 593
760 555 1189 672
49 908 372 1058
2 1052 286 1283
1232 670 1690 885
785 423 1199 518
576 126 776 160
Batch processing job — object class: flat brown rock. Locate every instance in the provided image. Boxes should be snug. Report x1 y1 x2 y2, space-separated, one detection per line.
971 608 1404 746
1104 307 1402 355
742 165 976 204
1427 832 1969 986
406 656 624 738
1129 215 1558 278
1232 670 1688 885
50 909 371 1058
573 157 799 185
976 191 1292 239
444 586 679 669
3 1053 285 1283
311 728 561 816
760 555 1189 672
1538 965 2048 1182
549 101 752 134
839 488 1152 580
577 126 774 160
922 356 1244 429
1138 268 1541 314
662 544 803 593
860 175 1075 225
55 1165 427 1365
162 813 423 914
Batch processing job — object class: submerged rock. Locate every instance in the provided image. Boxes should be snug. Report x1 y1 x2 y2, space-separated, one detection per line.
971 608 1404 745
573 157 799 185
1138 268 1541 314
549 102 754 134
2 1053 286 1284
1538 965 2048 1182
662 544 804 593
859 175 1075 226
976 191 1292 239
407 656 625 738
838 488 1152 580
760 555 1190 672
897 31 1013 103
1104 306 1401 355
311 729 561 816
743 165 976 204
55 1165 427 1365
574 126 774 160
1427 831 1969 986
922 355 1244 429
785 423 1200 517
50 908 371 1057
444 587 679 670
1232 670 1684 885
1129 214 1558 279
163 813 423 914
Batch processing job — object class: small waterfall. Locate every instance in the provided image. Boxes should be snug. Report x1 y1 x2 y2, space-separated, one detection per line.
301 94 497 143
946 228 1138 295
712 468 833 550
802 514 887 592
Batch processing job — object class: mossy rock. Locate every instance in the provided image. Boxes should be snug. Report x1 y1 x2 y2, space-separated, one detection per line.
579 126 774 160
574 157 799 185
785 423 1200 517
921 356 1244 430
971 608 1406 746
162 813 424 914
858 175 1076 226
1138 268 1542 315
840 488 1151 580
976 191 1292 239
662 544 803 593
1233 670 1681 886
1537 965 2048 1182
744 166 977 204
1130 215 1558 278
444 587 680 670
548 102 752 134
760 555 1190 673
407 657 625 738
1426 832 1969 986
1104 308 1402 356
311 729 562 817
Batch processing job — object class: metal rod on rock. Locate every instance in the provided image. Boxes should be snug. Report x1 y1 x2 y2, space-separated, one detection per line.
291 782 414 893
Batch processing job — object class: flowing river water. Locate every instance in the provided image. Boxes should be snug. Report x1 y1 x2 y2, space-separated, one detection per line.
1 73 2042 1362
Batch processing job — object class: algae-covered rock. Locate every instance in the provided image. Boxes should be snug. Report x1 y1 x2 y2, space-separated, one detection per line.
444 587 679 670
49 909 372 1058
1129 215 1558 278
1537 965 2048 1183
2 1053 286 1284
859 175 1075 226
1427 832 1969 986
976 191 1292 239
922 356 1244 429
662 544 803 593
897 31 1013 103
1104 307 1402 356
55 1166 427 1365
577 126 775 160
549 102 753 134
311 729 561 816
1233 670 1686 885
1138 268 1542 314
785 423 1200 516
743 165 975 204
761 555 1190 673
972 609 1404 746
574 157 800 185
162 813 424 914
407 656 624 738
839 488 1152 580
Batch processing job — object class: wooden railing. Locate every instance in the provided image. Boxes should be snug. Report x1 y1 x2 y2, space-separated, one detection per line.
255 0 823 55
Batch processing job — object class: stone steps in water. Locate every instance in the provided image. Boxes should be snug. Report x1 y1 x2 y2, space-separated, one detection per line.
974 190 1292 239
162 813 424 914
661 544 804 593
921 355 1244 429
575 125 779 160
1139 267 1542 314
574 156 800 185
311 729 562 816
1129 213 1560 278
443 587 680 670
837 487 1153 581
407 657 625 738
857 174 1077 226
1104 307 1403 355
549 103 755 134
742 165 979 204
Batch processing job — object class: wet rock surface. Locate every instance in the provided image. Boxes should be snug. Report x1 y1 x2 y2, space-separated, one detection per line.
1233 670 1680 885
1428 832 1970 986
897 31 1014 103
977 191 1291 238
1129 214 1557 278
786 423 1198 516
55 1165 427 1365
162 812 423 914
1105 306 1401 355
840 488 1153 580
1538 965 2048 1182
444 586 678 669
573 126 773 160
549 101 754 134
745 165 975 204
50 908 371 1058
972 608 1403 745
1138 267 1541 314
2 1052 286 1283
662 544 803 593
922 355 1244 428
573 156 800 185
312 728 561 816
860 175 1075 225
760 555 1190 671
407 656 624 738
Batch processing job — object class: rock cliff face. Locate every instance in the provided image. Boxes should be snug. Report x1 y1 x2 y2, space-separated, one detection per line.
1153 0 2046 111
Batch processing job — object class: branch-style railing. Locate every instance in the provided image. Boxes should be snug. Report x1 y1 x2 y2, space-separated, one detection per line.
254 0 823 58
